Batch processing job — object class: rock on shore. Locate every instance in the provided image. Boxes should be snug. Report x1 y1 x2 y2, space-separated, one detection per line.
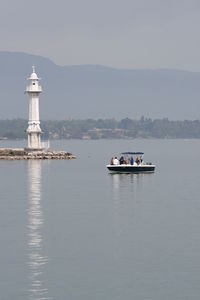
0 148 76 160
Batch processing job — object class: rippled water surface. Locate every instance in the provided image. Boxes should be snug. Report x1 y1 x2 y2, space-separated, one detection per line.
0 139 200 300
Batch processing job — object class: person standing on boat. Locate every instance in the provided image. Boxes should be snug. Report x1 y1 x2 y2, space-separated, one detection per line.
119 156 124 165
130 157 134 165
113 157 119 165
135 156 140 165
110 157 114 165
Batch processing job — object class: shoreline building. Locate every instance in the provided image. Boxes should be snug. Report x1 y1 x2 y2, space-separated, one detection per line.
26 66 42 150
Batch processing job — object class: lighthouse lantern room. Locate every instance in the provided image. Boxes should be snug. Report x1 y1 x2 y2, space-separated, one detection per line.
26 66 42 150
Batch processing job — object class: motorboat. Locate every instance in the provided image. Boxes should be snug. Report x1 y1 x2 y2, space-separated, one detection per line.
107 152 156 173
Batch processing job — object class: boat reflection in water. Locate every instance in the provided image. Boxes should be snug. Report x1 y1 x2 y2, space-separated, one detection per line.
110 172 146 191
109 173 139 259
27 160 51 300
109 172 154 260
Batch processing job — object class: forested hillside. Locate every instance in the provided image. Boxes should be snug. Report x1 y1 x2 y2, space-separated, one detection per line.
1 118 200 140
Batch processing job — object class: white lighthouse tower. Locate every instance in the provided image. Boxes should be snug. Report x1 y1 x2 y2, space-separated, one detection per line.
26 66 42 150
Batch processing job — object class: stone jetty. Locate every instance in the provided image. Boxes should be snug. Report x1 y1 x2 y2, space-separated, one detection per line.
0 148 76 160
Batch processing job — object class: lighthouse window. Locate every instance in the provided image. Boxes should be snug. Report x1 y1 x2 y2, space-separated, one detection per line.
33 83 35 85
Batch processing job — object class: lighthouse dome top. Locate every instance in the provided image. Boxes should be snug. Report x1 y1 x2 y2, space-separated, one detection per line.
26 66 42 93
29 66 39 80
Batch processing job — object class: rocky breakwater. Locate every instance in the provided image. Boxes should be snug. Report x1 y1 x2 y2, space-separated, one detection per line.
0 148 76 160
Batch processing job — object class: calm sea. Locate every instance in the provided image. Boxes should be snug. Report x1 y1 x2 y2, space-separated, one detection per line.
0 139 200 300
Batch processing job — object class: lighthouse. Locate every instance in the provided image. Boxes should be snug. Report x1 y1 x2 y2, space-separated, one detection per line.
26 66 42 150
0 67 75 160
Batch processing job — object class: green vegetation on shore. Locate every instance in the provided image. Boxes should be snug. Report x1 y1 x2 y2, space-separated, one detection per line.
1 117 200 140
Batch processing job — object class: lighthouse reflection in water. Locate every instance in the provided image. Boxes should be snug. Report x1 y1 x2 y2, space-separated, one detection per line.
27 160 50 300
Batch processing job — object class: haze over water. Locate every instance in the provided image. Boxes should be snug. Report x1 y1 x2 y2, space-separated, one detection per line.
0 139 200 300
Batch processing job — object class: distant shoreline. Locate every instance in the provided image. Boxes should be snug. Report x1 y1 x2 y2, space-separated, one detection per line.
1 137 200 142
1 118 200 140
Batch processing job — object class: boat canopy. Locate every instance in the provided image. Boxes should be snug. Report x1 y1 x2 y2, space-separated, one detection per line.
121 152 144 155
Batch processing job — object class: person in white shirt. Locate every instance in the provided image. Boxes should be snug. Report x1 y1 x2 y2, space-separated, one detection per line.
113 157 119 165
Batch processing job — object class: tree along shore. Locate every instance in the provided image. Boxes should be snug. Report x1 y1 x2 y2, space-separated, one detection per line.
1 117 200 140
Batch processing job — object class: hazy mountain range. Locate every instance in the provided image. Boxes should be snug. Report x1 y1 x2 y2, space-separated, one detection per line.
0 51 200 120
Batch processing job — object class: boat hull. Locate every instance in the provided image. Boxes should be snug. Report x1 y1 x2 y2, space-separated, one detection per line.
106 164 155 173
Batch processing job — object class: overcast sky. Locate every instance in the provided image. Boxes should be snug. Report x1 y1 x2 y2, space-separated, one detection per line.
0 0 200 70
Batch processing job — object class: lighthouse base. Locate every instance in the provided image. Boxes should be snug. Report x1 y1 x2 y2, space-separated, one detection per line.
27 132 42 150
25 147 45 152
